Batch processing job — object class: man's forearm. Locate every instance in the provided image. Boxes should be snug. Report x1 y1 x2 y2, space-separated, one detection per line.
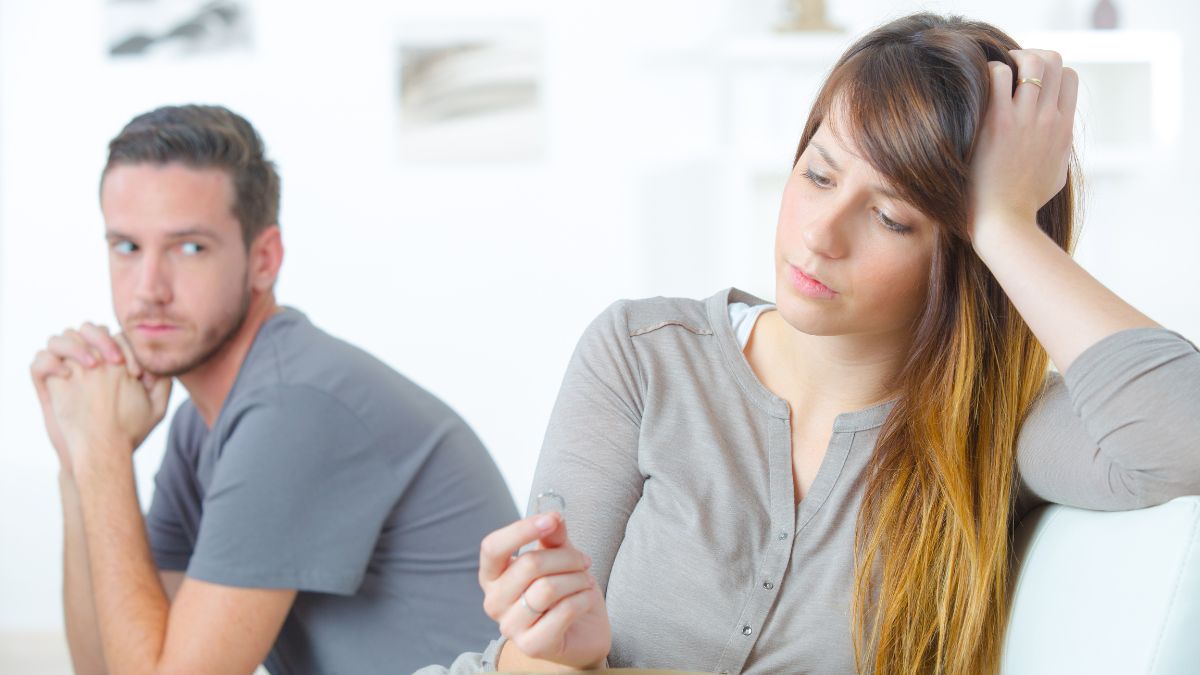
60 472 108 675
74 444 170 675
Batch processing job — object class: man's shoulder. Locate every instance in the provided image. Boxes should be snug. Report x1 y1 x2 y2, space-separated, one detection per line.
166 398 204 445
227 309 462 440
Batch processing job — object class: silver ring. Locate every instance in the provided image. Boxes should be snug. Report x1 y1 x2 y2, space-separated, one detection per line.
520 591 545 616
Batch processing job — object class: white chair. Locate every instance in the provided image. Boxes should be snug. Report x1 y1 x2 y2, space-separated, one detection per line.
1002 496 1200 674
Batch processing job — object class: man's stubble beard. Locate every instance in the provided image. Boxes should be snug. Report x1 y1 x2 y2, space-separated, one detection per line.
132 281 253 379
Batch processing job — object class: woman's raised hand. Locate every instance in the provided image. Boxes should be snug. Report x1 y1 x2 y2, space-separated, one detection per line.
970 49 1079 241
479 513 611 669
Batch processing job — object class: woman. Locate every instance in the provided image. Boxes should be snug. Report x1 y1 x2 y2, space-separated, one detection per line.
423 13 1200 674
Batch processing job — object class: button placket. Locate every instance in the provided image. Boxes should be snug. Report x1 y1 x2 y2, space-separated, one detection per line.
717 408 792 675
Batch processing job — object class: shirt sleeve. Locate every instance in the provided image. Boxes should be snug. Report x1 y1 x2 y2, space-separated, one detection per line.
145 403 202 572
527 300 646 593
412 302 639 672
1016 327 1200 516
411 638 504 674
185 385 398 594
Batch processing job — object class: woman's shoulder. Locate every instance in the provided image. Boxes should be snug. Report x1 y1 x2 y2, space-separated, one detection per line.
588 287 763 341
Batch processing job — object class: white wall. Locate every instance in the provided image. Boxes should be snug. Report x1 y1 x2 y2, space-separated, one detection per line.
2 0 1197 637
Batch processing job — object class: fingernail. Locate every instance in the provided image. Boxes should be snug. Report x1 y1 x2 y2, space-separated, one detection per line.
533 515 555 532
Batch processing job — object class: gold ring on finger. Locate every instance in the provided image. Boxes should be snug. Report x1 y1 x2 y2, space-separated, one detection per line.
1018 77 1043 89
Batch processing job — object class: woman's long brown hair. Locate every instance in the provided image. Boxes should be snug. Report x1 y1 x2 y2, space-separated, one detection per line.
791 14 1077 673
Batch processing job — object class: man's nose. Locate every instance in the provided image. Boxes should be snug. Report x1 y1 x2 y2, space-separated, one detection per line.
133 254 172 305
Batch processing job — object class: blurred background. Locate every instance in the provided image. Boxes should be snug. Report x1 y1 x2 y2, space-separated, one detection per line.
2 0 1197 671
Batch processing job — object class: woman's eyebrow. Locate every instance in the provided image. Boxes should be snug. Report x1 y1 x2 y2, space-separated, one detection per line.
810 142 841 171
811 140 903 201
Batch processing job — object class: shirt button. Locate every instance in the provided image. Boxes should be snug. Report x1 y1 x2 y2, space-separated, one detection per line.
741 624 753 636
778 531 789 540
720 671 730 675
762 581 775 590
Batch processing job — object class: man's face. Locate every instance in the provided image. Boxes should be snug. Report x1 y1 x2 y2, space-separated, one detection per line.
101 163 251 377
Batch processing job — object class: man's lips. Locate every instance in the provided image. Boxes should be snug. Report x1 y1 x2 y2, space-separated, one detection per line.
133 321 181 334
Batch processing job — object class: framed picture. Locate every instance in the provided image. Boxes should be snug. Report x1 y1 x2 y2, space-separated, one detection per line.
106 0 254 58
396 22 544 162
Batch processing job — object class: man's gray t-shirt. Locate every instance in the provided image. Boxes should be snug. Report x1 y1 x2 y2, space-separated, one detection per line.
145 308 518 674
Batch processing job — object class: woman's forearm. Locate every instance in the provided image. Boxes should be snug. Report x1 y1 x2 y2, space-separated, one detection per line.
971 215 1158 372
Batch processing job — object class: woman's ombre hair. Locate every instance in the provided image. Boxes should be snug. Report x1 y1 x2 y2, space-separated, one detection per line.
791 13 1077 673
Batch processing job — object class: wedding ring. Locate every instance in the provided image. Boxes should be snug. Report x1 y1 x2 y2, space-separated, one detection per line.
1017 77 1043 88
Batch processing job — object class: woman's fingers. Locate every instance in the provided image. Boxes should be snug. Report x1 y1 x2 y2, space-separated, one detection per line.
509 586 601 659
478 513 562 585
478 513 607 665
524 570 595 615
1059 66 1080 121
1008 49 1048 110
987 60 1013 112
496 571 595 637
1031 49 1064 113
483 545 592 621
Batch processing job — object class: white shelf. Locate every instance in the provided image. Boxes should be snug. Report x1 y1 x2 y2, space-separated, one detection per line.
1016 30 1182 64
719 32 855 64
714 29 1182 169
717 29 1182 65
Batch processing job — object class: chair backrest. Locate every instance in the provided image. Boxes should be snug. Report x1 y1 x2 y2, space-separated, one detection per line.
1002 496 1200 674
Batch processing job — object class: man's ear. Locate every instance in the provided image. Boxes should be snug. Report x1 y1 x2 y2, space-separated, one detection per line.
248 225 283 293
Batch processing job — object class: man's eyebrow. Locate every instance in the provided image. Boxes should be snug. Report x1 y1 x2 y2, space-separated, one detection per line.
162 227 220 240
104 227 220 240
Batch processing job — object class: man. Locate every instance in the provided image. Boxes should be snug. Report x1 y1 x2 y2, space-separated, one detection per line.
31 105 518 674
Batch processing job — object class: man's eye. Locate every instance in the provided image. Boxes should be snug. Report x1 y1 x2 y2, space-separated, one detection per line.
113 241 136 254
180 242 203 255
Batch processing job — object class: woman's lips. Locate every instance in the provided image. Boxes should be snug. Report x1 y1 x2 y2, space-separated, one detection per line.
788 265 838 299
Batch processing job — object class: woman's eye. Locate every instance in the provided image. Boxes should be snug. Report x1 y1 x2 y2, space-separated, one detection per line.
180 242 204 255
875 209 912 235
801 168 832 188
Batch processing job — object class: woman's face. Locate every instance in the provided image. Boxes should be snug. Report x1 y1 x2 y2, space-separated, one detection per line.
774 118 938 342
